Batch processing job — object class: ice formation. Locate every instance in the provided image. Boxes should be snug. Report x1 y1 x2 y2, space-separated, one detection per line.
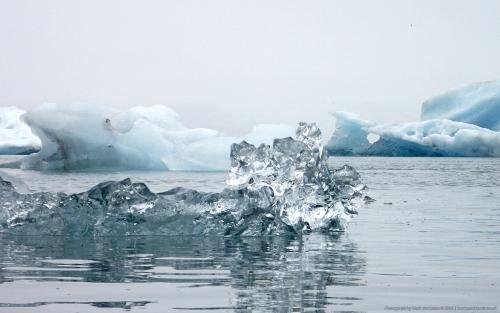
326 112 500 157
0 123 368 236
17 103 294 171
0 106 41 155
421 81 500 130
327 81 500 157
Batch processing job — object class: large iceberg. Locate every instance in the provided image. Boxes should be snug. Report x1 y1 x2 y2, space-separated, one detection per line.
0 123 368 236
0 106 41 155
14 103 294 171
327 81 500 157
421 81 500 130
327 112 500 157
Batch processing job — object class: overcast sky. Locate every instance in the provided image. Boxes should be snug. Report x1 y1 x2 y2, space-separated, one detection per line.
1 0 499 136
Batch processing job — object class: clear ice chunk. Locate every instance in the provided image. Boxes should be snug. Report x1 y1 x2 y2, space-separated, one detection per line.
0 123 368 236
226 122 363 234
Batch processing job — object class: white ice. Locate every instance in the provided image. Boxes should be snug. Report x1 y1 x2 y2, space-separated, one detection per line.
0 106 41 155
18 103 294 171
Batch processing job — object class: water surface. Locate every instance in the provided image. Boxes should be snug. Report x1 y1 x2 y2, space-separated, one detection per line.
0 157 499 312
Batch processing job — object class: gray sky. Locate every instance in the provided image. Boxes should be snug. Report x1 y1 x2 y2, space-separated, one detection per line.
1 0 499 137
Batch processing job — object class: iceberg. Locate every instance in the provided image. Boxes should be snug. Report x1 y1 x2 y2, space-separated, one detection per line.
16 103 294 171
0 106 41 155
326 112 500 157
0 123 368 236
325 112 375 156
327 81 500 157
421 81 500 130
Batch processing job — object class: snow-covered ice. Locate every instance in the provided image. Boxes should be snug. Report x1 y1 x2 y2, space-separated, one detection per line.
0 106 41 155
17 103 294 171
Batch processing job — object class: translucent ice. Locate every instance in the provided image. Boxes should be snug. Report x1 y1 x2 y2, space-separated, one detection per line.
18 103 294 171
421 81 500 130
0 123 368 236
0 107 41 155
226 122 365 234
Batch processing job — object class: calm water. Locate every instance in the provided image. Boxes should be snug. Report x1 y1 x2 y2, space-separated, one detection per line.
0 157 499 312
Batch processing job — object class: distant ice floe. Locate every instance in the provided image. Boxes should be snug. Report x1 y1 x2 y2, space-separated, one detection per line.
327 81 500 157
0 107 41 155
14 103 294 171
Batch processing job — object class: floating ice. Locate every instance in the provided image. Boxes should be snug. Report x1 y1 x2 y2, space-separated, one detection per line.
0 107 41 155
326 112 500 157
327 81 500 157
326 112 375 156
0 123 368 236
421 81 500 130
17 103 294 171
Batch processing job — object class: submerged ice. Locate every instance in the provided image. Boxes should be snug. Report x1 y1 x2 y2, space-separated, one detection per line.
15 103 294 171
327 81 500 157
0 123 368 236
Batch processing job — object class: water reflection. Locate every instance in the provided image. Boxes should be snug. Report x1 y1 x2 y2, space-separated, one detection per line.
0 234 366 312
